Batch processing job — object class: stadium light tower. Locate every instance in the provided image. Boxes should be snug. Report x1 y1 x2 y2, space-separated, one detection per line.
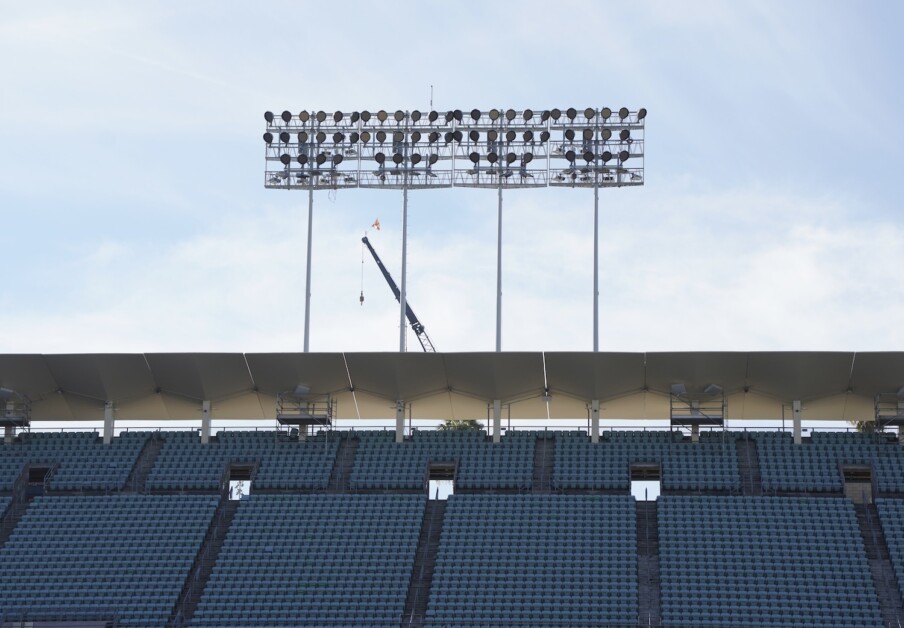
263 106 644 353
549 106 646 351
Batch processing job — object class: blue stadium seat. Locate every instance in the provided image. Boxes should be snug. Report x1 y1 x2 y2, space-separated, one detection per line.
191 494 425 627
0 431 149 491
554 429 741 491
427 494 637 626
145 430 340 490
0 494 218 626
658 495 881 627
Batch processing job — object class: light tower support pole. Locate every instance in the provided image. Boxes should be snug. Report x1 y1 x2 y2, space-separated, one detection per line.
593 174 600 352
400 173 409 352
303 180 314 352
496 183 503 352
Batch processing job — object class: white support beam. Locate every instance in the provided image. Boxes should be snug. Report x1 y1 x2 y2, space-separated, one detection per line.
899 401 904 445
590 400 600 443
493 400 501 444
691 424 700 443
201 400 212 444
792 400 802 445
103 401 114 445
4 402 14 444
395 400 405 443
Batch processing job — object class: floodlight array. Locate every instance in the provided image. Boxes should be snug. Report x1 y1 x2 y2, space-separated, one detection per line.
263 107 644 190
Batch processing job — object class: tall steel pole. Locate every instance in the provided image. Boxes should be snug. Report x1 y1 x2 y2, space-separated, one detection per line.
303 178 314 352
400 172 409 352
496 182 503 352
593 177 599 352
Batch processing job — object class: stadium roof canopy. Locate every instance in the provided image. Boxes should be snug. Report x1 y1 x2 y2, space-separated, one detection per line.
0 352 902 422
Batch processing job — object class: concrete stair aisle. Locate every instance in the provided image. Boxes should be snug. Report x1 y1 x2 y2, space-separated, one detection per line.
532 436 554 493
636 501 662 627
855 503 904 627
168 497 240 627
402 500 447 627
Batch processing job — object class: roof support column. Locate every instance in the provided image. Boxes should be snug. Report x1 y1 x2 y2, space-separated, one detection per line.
395 400 405 443
4 401 15 443
103 401 114 445
201 400 212 445
691 423 700 444
899 400 904 444
492 400 501 444
792 400 802 445
590 400 600 443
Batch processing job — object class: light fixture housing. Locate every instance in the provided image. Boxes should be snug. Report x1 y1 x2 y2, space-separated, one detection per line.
263 107 645 190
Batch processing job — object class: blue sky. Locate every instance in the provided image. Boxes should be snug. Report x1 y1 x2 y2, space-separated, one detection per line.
1 1 902 353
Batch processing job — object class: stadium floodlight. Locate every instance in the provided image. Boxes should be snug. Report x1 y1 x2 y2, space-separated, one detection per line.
263 106 645 353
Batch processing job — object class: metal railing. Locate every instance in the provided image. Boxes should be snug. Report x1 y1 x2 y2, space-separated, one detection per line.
13 420 890 435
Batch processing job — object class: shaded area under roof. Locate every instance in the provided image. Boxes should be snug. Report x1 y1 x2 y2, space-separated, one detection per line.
1 352 902 419
645 352 749 396
745 352 856 402
544 352 645 401
344 352 446 401
144 353 254 402
245 353 350 396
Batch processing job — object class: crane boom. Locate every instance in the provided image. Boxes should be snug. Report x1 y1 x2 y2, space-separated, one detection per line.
361 236 436 352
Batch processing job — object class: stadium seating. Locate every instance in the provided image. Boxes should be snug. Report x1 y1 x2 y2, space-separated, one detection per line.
145 430 339 490
0 431 148 491
554 430 741 491
2 427 904 626
659 495 881 627
751 431 904 493
191 494 425 627
426 495 637 626
0 494 218 626
350 429 533 490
